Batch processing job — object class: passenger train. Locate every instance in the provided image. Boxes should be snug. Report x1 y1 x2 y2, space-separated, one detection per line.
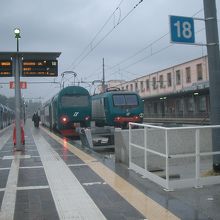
40 86 91 136
92 88 144 128
0 103 14 129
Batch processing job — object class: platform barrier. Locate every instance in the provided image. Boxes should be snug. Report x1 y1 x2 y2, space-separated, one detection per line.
79 126 114 150
13 124 25 146
129 123 220 191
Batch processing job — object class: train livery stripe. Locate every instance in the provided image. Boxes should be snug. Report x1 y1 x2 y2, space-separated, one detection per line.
41 126 180 220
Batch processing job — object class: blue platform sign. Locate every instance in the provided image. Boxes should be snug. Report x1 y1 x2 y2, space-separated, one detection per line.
170 15 195 44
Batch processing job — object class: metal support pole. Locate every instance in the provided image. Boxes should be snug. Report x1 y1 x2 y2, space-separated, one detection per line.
129 123 131 168
16 38 19 53
203 0 220 171
14 53 22 150
195 129 201 188
165 129 170 190
102 58 105 92
144 126 148 170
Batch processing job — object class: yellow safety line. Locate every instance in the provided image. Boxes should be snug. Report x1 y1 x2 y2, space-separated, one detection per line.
41 127 180 220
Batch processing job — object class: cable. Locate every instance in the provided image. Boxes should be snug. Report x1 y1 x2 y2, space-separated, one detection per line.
103 9 207 78
68 0 145 71
67 0 125 70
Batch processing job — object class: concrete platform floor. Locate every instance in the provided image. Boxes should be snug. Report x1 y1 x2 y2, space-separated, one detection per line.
0 120 219 220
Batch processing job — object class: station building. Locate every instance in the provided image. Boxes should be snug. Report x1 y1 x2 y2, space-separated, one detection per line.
116 56 210 124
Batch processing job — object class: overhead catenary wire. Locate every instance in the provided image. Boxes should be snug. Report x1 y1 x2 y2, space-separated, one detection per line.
67 0 145 72
68 0 125 70
86 8 206 82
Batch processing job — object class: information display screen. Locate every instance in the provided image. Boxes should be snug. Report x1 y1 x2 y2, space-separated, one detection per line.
0 60 12 77
22 60 58 77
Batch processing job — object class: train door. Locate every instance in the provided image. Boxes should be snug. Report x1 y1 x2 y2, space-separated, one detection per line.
104 97 109 119
49 104 53 130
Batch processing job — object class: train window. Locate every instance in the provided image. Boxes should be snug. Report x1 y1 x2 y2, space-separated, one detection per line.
113 94 138 106
61 95 89 107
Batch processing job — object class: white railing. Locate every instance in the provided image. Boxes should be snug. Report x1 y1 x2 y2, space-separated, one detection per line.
129 123 220 191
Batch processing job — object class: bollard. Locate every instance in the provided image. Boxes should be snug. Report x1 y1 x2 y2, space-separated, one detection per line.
13 125 25 146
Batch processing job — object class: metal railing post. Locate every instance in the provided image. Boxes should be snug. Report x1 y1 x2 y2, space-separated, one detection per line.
144 126 148 171
129 123 131 168
165 129 170 190
195 129 201 188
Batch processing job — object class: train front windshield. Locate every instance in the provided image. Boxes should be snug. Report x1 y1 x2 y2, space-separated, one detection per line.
113 94 138 107
61 95 89 107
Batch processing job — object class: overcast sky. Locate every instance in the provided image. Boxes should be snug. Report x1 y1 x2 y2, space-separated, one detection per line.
0 0 220 102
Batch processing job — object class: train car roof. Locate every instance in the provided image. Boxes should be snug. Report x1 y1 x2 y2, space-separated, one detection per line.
58 86 89 96
92 90 141 98
42 86 90 106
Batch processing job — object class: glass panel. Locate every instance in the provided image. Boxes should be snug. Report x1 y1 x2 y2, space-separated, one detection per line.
61 95 89 107
113 94 138 106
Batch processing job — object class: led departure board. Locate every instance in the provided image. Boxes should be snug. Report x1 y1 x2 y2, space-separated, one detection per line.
0 60 12 77
22 60 58 77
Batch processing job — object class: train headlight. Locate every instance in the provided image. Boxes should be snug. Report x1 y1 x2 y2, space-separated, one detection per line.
60 115 69 124
134 116 139 120
85 116 90 121
114 116 121 122
139 113 144 118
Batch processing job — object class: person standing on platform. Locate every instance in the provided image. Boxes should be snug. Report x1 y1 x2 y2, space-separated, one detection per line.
32 112 40 128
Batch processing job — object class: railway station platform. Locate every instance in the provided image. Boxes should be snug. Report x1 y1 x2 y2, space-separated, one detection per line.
0 120 220 220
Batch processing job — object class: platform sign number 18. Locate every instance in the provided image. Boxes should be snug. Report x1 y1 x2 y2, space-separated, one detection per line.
170 15 195 44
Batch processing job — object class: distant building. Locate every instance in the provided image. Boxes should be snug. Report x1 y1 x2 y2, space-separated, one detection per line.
116 56 210 124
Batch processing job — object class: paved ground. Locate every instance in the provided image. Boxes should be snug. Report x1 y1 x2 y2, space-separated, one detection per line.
0 120 220 219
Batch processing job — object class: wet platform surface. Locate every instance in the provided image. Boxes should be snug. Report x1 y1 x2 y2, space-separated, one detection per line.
0 120 220 220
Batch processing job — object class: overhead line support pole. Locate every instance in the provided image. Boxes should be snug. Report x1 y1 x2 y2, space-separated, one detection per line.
203 0 220 171
102 58 105 92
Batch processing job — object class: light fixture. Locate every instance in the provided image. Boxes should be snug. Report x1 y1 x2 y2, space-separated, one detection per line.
14 28 21 38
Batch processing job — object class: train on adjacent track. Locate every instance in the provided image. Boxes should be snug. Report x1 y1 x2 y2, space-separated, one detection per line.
91 88 144 128
0 103 15 129
40 86 91 136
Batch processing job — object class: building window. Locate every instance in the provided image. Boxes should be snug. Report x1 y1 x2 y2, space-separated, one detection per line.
152 77 157 90
130 84 133 91
122 87 124 90
159 75 164 88
176 70 181 85
186 67 191 83
140 81 144 92
146 79 149 90
197 63 203 81
135 82 138 91
187 97 194 112
167 72 172 87
126 85 129 91
176 99 183 112
153 102 158 114
199 96 206 111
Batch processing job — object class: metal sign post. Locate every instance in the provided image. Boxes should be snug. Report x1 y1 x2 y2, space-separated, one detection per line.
203 0 220 172
0 50 61 151
14 28 23 151
170 4 220 172
14 53 23 150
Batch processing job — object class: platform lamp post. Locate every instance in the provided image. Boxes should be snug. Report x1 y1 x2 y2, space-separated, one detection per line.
14 28 20 52
14 28 23 150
